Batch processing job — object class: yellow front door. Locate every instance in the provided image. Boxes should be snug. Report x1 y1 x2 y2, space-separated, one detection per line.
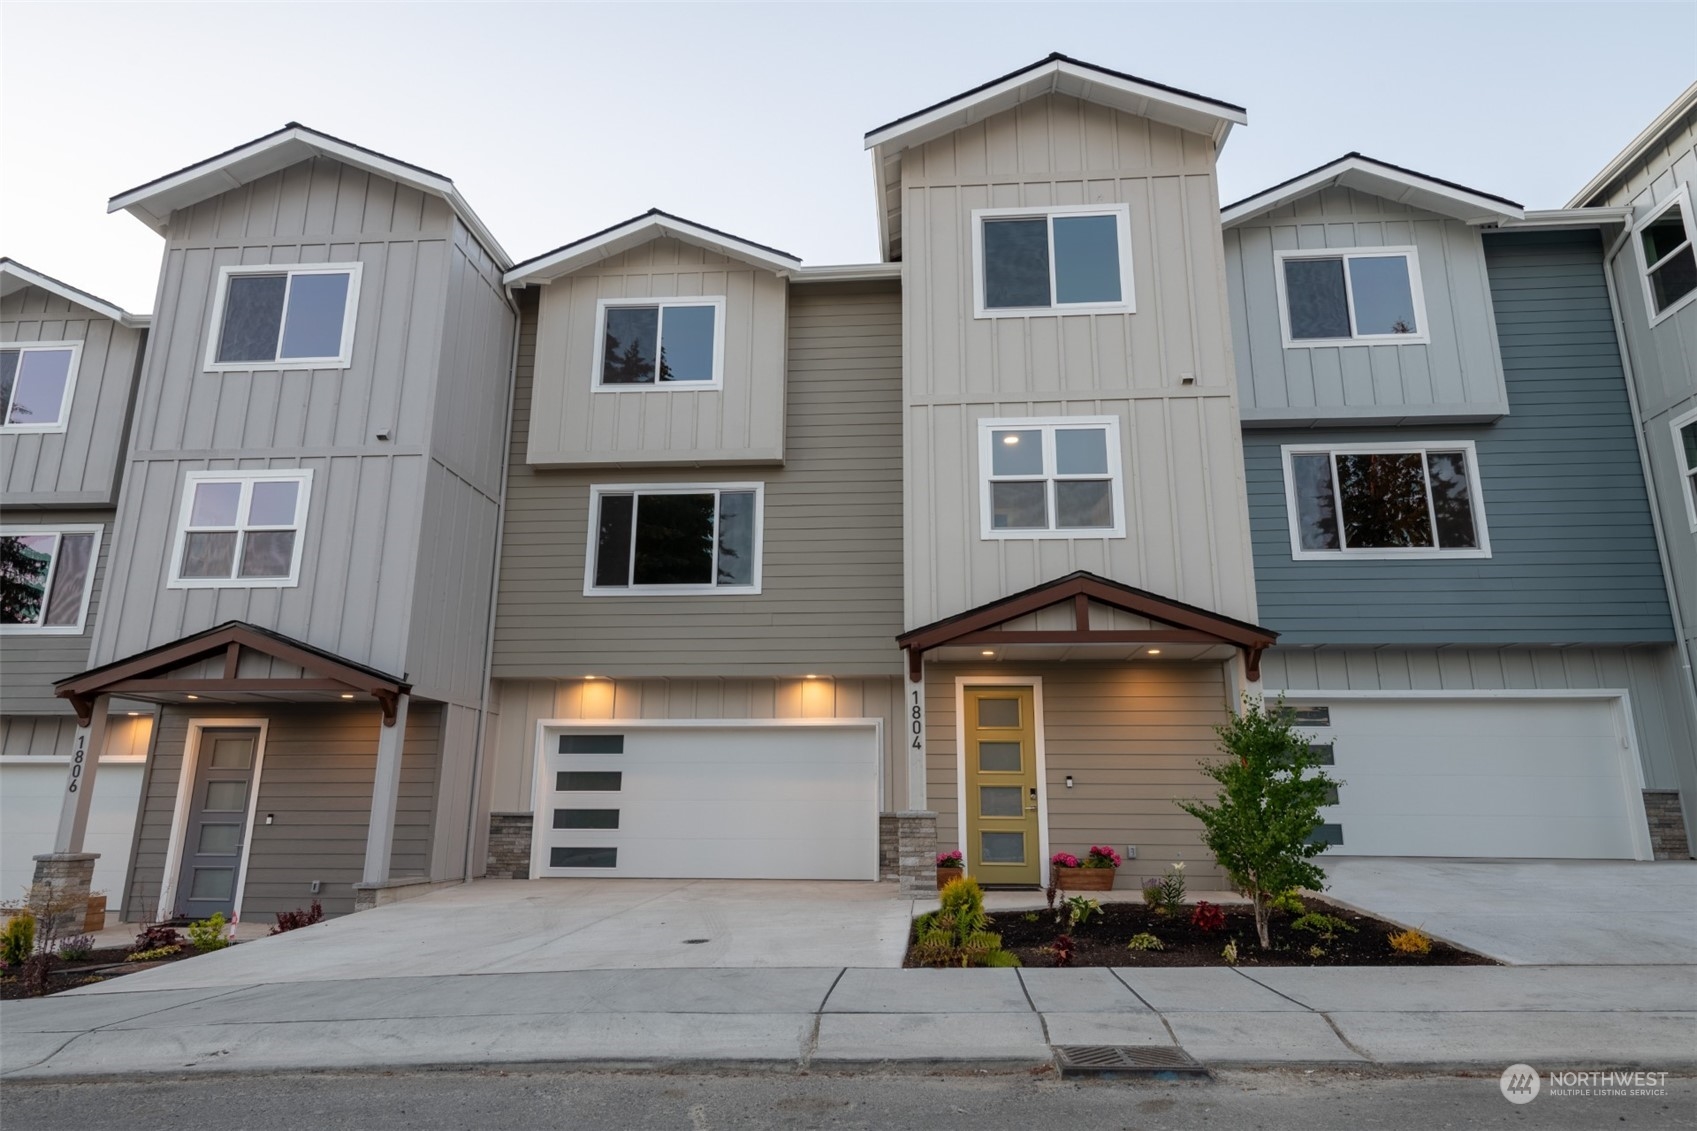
963 686 1039 886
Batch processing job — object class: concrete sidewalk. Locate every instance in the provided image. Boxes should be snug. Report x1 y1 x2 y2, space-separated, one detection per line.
4 964 1693 1080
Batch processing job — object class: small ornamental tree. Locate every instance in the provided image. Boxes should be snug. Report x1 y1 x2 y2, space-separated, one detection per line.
1178 696 1340 950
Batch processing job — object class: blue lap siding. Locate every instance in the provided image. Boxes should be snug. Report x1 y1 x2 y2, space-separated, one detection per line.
1242 229 1675 645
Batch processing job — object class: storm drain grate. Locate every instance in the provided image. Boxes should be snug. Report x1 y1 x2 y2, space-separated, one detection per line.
1052 1045 1208 1078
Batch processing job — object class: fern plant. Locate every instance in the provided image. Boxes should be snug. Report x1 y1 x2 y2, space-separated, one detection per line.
911 877 1020 968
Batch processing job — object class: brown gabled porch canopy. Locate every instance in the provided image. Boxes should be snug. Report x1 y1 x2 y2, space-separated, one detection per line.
896 571 1278 682
55 621 411 726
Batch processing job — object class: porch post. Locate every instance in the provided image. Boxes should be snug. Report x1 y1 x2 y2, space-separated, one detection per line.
53 694 110 853
362 692 410 884
906 654 926 810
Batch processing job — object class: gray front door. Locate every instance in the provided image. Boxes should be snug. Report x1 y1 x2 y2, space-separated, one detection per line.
175 728 258 920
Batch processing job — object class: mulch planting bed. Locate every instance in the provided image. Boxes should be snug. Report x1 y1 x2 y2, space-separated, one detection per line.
908 898 1495 968
0 945 210 999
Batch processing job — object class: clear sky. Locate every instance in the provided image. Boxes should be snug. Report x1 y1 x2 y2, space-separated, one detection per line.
2 1 1692 313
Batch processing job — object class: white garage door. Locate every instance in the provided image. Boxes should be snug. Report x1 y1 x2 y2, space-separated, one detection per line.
1295 696 1649 860
1 759 144 910
534 723 880 880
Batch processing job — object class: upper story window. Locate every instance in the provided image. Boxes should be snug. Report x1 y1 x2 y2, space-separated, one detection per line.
205 264 362 371
169 469 313 588
586 483 762 595
1674 406 1697 533
1635 185 1697 326
1282 442 1489 560
1276 247 1429 346
594 298 725 389
0 525 101 634
978 417 1126 539
0 341 81 432
972 205 1135 318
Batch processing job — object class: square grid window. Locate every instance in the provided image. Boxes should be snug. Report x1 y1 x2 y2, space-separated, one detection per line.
1276 248 1429 346
1635 185 1697 325
1673 407 1697 532
0 526 101 634
170 470 313 587
205 264 362 370
0 341 81 432
973 205 1135 317
979 418 1125 539
1283 443 1489 559
586 484 762 595
594 298 725 388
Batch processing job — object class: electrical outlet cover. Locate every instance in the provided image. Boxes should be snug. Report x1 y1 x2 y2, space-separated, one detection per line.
1125 846 1137 859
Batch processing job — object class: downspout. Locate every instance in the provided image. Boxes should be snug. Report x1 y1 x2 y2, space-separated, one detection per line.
461 284 524 885
1599 221 1697 746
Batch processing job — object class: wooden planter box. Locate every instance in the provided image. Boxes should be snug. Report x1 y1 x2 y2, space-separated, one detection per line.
83 895 108 933
937 867 966 890
1054 866 1115 892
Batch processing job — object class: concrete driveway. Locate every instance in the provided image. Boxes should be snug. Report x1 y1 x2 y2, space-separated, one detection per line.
79 879 913 993
1322 858 1697 965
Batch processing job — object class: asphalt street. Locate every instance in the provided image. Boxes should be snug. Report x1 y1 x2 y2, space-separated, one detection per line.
1 1068 1692 1130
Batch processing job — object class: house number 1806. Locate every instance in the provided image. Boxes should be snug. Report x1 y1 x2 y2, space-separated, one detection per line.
66 732 87 793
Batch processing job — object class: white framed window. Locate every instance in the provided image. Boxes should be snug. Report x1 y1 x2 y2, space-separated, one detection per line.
0 341 82 433
592 297 726 389
169 469 313 588
978 417 1126 539
585 483 763 596
203 263 362 371
0 525 101 634
1672 405 1697 533
1634 184 1697 327
1281 441 1490 560
1274 247 1430 347
971 204 1135 318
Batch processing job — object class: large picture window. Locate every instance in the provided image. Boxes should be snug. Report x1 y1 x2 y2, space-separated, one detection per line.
205 264 362 371
0 525 101 634
978 417 1125 539
169 470 313 588
585 483 762 595
1635 185 1697 326
0 341 81 432
972 205 1135 318
1275 247 1429 346
1282 442 1489 559
593 298 725 389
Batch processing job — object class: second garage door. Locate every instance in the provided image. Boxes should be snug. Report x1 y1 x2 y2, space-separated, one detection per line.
1292 695 1650 860
533 722 880 880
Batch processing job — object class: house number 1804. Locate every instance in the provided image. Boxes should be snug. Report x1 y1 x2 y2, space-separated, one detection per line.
910 689 923 751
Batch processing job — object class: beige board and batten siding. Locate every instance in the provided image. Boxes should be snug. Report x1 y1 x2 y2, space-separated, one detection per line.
927 661 1234 887
124 704 440 919
494 282 903 677
1 284 145 505
1224 189 1509 424
525 237 788 467
900 93 1258 629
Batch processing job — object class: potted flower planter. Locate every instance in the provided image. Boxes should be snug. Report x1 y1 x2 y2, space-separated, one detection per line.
936 868 965 890
1052 846 1123 892
935 850 965 890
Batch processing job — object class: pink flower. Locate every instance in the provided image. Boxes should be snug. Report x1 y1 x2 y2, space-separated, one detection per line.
1050 852 1081 868
936 850 964 868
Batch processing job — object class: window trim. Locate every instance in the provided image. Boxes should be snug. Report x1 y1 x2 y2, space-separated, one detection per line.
1634 184 1697 328
1280 440 1491 560
0 340 83 434
970 204 1136 319
590 297 727 391
202 263 363 373
0 523 102 635
1671 404 1697 533
582 481 764 596
977 416 1127 540
167 468 314 589
1273 246 1432 348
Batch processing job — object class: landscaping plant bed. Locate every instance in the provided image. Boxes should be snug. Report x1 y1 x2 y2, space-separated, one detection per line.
906 898 1495 968
0 944 209 999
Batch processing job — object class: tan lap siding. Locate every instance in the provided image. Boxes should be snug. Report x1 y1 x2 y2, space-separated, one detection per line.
927 662 1233 887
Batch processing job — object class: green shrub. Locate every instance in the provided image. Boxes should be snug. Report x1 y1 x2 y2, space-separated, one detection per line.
1062 896 1102 930
1269 890 1307 916
125 945 181 962
1139 862 1187 917
1291 912 1356 946
1 913 35 967
911 877 1020 968
1222 939 1240 966
1125 932 1164 952
187 912 230 952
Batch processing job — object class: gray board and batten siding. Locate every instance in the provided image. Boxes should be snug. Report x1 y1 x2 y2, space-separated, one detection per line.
1243 228 1674 646
1224 188 1509 425
0 506 114 715
1 283 146 506
492 280 905 678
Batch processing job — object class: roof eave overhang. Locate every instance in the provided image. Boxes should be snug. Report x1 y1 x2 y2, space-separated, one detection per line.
1222 157 1524 228
0 260 149 328
106 126 512 270
1484 207 1634 232
503 212 802 286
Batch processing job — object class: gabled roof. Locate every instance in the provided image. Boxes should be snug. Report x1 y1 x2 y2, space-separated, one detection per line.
503 209 801 286
1222 152 1524 227
107 122 511 269
0 258 149 328
865 53 1248 262
1568 81 1697 208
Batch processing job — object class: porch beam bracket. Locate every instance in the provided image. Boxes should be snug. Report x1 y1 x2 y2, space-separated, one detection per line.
222 641 241 679
374 690 400 727
1073 592 1089 630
